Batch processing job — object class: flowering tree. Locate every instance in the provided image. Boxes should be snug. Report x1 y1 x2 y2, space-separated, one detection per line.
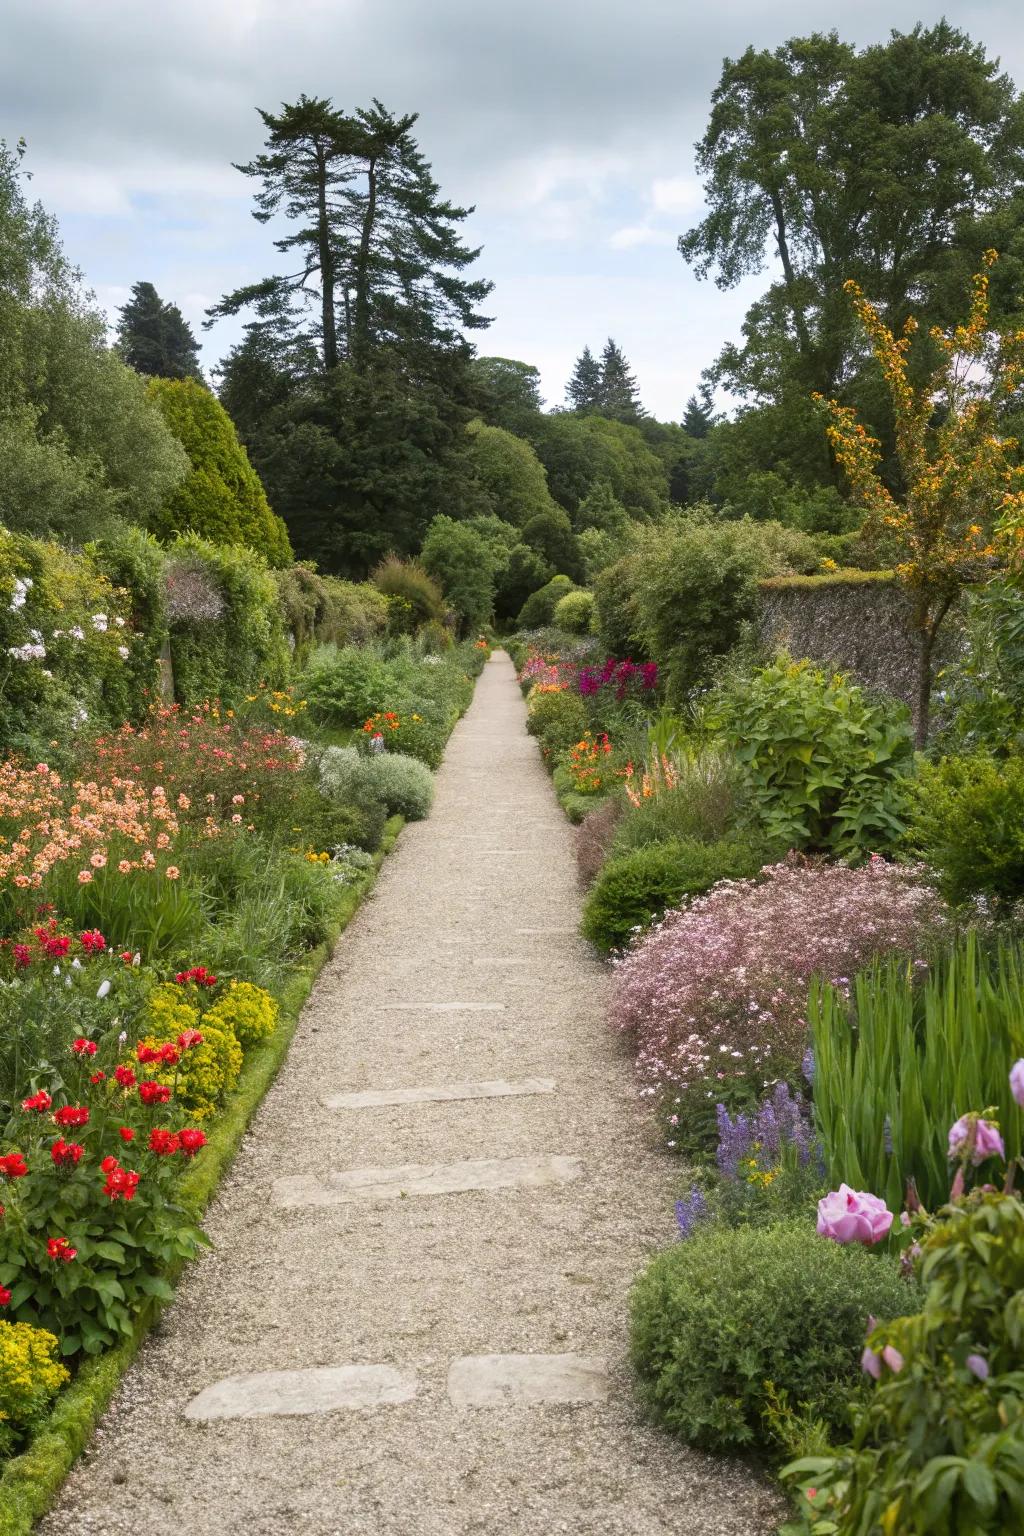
814 250 1024 746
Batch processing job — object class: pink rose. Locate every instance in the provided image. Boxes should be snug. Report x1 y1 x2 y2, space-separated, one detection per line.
948 1115 1005 1166
1010 1060 1024 1110
817 1184 893 1246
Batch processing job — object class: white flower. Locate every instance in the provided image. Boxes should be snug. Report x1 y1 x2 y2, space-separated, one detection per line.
117 1029 128 1045
131 953 141 967
114 616 126 627
117 645 130 659
70 705 89 728
91 613 108 632
52 964 61 977
96 979 112 999
8 643 46 661
71 958 82 971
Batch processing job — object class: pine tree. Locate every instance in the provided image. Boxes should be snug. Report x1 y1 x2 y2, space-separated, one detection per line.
682 382 717 438
598 338 643 421
117 281 201 379
565 345 602 411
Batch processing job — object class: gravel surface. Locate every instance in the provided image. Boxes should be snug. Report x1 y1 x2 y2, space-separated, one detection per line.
40 652 783 1536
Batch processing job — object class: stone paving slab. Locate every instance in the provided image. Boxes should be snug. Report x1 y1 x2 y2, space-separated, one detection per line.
447 1352 609 1407
184 1364 418 1421
273 1153 584 1207
324 1078 557 1110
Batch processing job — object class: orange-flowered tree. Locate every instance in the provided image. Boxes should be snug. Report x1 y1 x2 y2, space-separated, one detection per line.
814 250 1024 746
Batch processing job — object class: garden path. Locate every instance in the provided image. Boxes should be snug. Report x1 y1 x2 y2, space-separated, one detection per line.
41 652 781 1536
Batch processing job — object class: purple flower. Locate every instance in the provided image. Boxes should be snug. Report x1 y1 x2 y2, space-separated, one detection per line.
861 1346 882 1380
1010 1059 1024 1109
817 1185 893 1245
674 1187 708 1239
948 1115 1005 1166
966 1353 989 1381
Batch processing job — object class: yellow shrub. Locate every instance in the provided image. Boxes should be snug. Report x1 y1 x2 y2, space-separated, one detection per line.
146 983 201 1038
202 980 278 1049
0 1321 69 1449
138 983 242 1117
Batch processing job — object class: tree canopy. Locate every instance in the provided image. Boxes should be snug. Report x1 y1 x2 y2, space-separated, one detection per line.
116 282 201 379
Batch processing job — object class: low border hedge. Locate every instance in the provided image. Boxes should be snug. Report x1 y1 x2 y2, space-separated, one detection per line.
0 815 403 1536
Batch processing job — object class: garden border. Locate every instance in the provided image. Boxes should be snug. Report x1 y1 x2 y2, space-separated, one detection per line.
0 815 404 1536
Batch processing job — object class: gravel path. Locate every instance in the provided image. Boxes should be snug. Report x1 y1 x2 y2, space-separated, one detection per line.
41 652 781 1536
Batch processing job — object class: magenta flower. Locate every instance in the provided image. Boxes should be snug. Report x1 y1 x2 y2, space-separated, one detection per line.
1010 1059 1024 1109
948 1115 1005 1166
817 1184 894 1246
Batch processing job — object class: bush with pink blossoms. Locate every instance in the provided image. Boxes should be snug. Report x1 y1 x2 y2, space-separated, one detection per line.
611 855 948 1139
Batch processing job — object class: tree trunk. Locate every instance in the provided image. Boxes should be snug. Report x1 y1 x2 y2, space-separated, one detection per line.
914 627 934 751
769 187 814 364
316 143 338 371
352 156 378 372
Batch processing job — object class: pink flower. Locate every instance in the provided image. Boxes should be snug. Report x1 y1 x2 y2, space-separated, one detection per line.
948 1115 1004 1166
966 1353 989 1380
861 1346 882 1380
817 1184 893 1246
1010 1059 1024 1109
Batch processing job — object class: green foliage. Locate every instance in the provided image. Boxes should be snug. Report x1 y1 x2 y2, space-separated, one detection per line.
721 658 913 855
494 543 553 623
908 754 1024 908
0 1323 68 1456
783 1193 1024 1534
466 357 543 437
358 750 435 820
116 281 200 381
420 515 497 631
592 555 647 659
517 575 576 630
581 835 771 954
610 749 744 853
530 412 668 519
552 589 594 635
524 684 587 758
811 935 1024 1214
272 565 387 664
147 378 292 566
88 526 168 723
631 1221 918 1455
464 418 555 525
165 536 289 708
521 507 582 583
371 556 445 632
301 646 395 727
936 581 1024 755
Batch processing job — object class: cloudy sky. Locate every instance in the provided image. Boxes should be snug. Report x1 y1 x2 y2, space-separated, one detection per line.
4 1 1022 419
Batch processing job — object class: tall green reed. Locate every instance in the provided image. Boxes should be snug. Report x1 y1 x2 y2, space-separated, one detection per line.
811 931 1024 1212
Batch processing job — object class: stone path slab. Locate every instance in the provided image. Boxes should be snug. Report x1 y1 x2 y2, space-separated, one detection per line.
273 1153 583 1207
41 651 782 1536
324 1078 556 1110
184 1364 418 1421
447 1353 609 1407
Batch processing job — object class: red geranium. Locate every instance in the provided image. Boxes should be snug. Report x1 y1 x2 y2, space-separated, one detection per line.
71 1038 98 1057
148 1128 180 1157
46 1236 77 1262
103 1165 139 1202
174 966 217 987
177 1030 204 1050
118 1126 136 1143
12 944 30 969
79 930 106 953
114 1065 137 1089
178 1127 207 1157
90 1071 106 1084
139 1081 171 1106
53 1105 89 1130
51 1138 84 1167
0 1153 28 1178
0 1285 10 1306
22 1090 52 1112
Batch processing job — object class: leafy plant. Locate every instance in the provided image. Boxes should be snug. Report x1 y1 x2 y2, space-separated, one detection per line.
907 753 1024 908
631 1221 918 1454
552 588 594 634
0 1321 69 1455
524 686 587 758
720 657 914 855
358 750 435 820
811 935 1024 1213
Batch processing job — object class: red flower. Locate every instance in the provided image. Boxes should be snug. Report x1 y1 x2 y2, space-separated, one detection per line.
12 943 30 969
40 935 71 959
119 951 133 965
174 967 217 988
114 1065 137 1089
148 1127 180 1156
100 1154 119 1173
178 1127 207 1157
51 1139 84 1167
90 1070 106 1084
46 1237 77 1262
139 1081 171 1106
71 1038 98 1056
103 1166 139 1202
0 1285 10 1306
22 1090 52 1112
0 1153 27 1178
159 1044 179 1066
53 1105 89 1130
118 1126 136 1143
136 1044 162 1064
79 930 106 953
177 1030 204 1050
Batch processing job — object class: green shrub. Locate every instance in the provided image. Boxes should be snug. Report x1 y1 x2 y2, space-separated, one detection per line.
552 588 594 634
273 565 387 664
593 554 647 659
581 834 771 954
907 753 1024 907
147 377 292 566
517 574 576 629
358 750 434 820
301 646 396 727
631 1221 918 1456
420 515 498 632
372 556 444 632
721 657 913 856
165 536 290 707
811 934 1024 1214
611 747 743 853
783 1193 1024 1533
89 524 169 720
525 685 587 757
0 1321 69 1455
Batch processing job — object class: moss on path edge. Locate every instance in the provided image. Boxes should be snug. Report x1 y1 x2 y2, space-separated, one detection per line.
0 815 405 1536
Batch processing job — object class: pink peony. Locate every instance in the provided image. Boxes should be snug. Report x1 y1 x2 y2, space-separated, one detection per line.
1010 1059 1024 1110
817 1184 893 1246
948 1115 1004 1166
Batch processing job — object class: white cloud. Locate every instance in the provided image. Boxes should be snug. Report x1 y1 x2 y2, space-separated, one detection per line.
608 225 676 250
650 175 704 216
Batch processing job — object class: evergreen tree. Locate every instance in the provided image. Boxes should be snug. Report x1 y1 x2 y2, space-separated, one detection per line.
682 382 716 439
565 345 601 411
208 95 492 373
116 282 201 379
598 337 643 421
